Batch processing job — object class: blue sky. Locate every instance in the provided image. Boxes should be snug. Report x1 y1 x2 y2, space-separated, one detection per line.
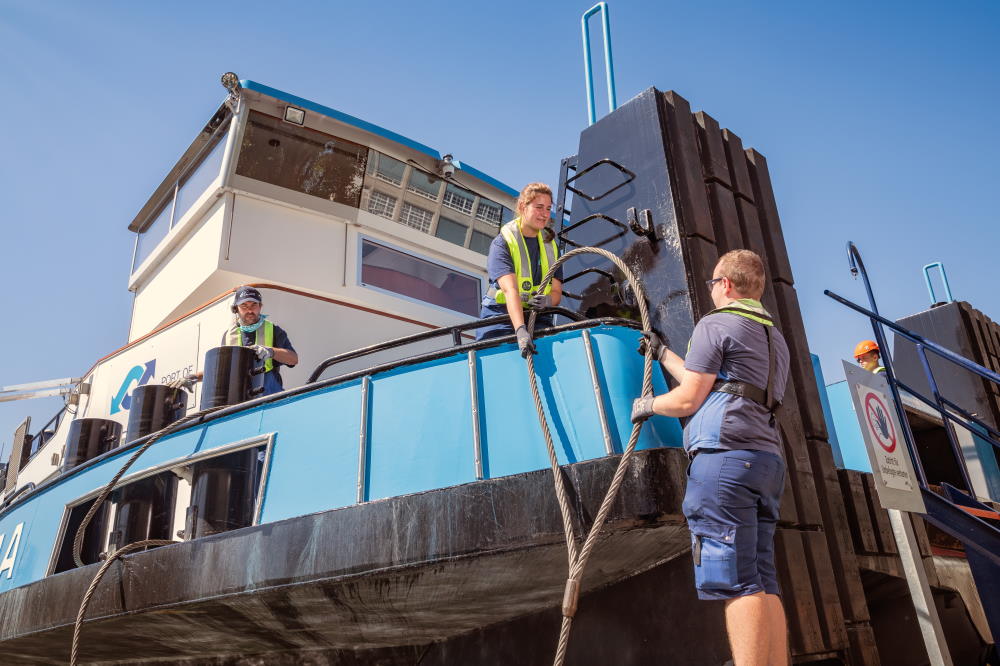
1 0 998 454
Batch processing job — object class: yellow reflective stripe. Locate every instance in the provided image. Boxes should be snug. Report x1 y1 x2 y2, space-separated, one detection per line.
227 321 274 372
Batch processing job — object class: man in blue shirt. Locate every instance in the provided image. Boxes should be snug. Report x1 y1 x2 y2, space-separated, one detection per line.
223 286 298 395
632 250 791 666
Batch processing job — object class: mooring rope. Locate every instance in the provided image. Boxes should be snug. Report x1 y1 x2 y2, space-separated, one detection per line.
70 401 227 665
521 246 655 666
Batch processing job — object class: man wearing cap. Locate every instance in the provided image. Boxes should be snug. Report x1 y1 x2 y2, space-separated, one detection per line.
226 286 298 395
853 340 884 374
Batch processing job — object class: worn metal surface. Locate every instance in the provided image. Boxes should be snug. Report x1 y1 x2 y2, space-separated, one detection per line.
0 448 690 664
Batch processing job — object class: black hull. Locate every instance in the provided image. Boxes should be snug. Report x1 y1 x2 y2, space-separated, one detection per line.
0 448 713 664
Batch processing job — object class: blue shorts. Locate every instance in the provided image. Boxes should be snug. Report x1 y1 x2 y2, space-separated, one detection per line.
682 448 785 600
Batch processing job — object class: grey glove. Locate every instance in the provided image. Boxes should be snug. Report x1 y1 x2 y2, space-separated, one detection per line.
250 344 274 360
631 396 656 424
527 293 553 310
515 325 536 358
637 332 665 362
167 375 199 393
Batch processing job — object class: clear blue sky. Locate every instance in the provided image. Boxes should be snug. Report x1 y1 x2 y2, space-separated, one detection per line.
2 0 998 455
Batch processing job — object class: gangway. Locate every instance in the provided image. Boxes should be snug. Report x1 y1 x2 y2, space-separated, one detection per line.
826 242 1000 644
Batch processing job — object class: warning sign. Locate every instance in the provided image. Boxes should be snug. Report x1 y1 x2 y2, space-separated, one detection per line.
842 361 925 513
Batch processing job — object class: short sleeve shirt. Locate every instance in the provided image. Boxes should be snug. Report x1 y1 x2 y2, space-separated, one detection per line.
486 233 564 286
682 312 789 456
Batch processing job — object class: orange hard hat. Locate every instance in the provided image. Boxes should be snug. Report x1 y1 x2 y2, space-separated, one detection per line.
853 340 879 359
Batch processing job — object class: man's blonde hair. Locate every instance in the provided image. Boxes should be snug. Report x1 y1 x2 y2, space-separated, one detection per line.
516 182 553 216
716 249 766 299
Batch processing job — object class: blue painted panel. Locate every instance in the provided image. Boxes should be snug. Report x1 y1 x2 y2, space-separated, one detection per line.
587 328 682 451
812 354 843 468
368 356 475 500
827 380 871 472
258 384 362 522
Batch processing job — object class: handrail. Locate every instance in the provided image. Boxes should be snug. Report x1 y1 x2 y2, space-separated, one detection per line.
923 262 954 306
581 2 618 126
308 307 585 382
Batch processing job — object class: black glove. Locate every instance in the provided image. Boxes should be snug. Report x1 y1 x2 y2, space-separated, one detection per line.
631 396 656 424
637 332 665 362
527 293 553 310
515 325 536 358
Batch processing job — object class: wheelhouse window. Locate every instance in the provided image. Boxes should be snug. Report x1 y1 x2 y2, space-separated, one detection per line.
360 239 481 315
435 216 468 246
368 190 397 219
236 110 367 207
399 202 434 233
371 152 405 186
406 169 442 201
475 198 503 226
442 183 475 216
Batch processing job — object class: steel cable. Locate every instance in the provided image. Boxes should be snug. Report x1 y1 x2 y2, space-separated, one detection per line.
521 246 655 666
70 401 227 665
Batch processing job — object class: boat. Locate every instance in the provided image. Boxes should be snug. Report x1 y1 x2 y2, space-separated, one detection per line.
1 14 998 662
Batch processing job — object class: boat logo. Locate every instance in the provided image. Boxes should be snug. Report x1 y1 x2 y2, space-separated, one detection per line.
110 360 156 414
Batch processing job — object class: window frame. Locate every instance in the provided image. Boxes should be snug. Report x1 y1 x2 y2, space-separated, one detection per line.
356 234 484 316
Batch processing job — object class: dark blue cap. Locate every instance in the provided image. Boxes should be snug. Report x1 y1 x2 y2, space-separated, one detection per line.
233 286 262 306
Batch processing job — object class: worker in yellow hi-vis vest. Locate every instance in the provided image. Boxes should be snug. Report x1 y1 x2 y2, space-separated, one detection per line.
170 286 298 397
477 182 563 356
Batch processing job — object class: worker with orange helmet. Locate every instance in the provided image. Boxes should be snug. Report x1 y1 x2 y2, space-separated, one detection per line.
854 340 884 374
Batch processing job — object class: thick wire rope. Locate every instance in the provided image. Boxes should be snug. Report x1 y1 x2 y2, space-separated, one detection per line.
70 401 227 665
522 246 655 666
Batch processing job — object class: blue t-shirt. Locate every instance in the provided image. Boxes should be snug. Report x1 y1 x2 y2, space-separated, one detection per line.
483 232 564 314
682 312 789 456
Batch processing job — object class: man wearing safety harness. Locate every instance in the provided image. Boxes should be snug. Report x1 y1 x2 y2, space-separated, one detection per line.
476 182 563 355
224 286 298 396
631 250 791 666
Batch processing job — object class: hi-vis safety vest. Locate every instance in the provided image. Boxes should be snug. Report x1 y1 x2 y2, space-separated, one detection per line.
227 320 275 373
491 219 559 306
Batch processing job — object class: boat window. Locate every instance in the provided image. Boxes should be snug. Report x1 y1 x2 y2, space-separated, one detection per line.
399 202 434 233
133 197 174 270
406 169 443 201
469 230 493 255
442 183 475 216
367 190 397 220
370 152 405 186
360 239 481 316
435 216 468 246
236 110 367 207
173 133 228 225
475 198 503 226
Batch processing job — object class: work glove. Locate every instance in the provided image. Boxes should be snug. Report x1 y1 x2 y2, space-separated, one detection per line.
526 293 553 310
637 332 666 362
167 375 199 393
631 396 656 424
250 344 274 360
515 325 536 358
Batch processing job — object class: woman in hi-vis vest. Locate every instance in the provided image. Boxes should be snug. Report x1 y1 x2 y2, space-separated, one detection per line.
476 182 563 356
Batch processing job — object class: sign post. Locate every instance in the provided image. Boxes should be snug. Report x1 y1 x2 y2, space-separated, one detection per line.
843 361 952 666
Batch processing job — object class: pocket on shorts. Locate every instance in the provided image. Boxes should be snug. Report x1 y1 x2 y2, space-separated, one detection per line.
688 521 739 592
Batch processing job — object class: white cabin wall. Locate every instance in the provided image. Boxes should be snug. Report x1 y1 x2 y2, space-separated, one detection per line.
129 199 229 341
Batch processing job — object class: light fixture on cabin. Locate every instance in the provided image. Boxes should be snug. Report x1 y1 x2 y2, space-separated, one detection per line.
284 106 305 125
220 72 241 93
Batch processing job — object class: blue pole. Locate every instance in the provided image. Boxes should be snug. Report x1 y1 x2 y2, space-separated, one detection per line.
581 3 618 126
923 262 954 305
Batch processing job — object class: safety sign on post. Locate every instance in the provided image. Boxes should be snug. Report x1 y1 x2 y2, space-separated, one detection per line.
843 361 925 513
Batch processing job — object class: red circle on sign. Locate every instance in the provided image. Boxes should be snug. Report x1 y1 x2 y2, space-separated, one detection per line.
864 392 897 453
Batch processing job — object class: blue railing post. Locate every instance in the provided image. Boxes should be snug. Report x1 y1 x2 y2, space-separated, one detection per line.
923 262 954 306
581 2 618 126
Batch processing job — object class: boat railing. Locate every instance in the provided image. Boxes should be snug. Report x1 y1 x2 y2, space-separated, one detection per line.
308 307 585 383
